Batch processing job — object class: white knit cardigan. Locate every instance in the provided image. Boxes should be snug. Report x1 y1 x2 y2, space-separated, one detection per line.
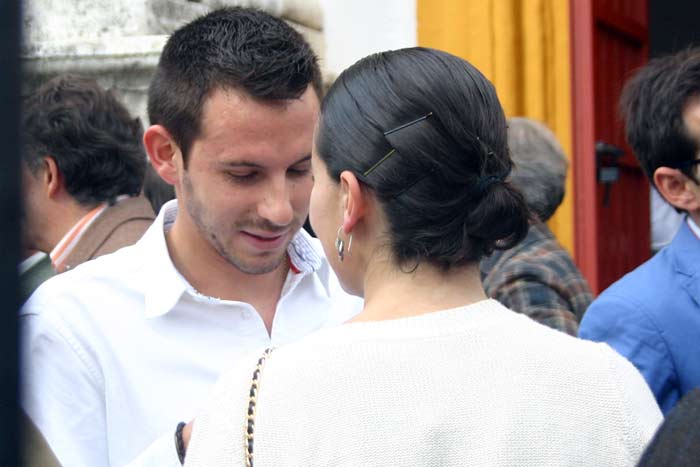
186 299 662 467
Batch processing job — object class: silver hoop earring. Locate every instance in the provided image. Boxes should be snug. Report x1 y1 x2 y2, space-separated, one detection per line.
335 226 353 262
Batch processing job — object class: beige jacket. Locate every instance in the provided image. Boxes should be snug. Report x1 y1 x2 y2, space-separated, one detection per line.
61 196 155 271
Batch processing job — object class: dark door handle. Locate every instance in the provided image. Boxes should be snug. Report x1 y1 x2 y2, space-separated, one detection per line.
595 141 624 206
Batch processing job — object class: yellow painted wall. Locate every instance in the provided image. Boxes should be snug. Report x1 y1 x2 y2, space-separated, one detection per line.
417 0 574 255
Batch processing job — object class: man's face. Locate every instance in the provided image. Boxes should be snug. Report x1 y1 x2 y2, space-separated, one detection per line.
678 97 700 223
21 162 48 253
176 86 319 275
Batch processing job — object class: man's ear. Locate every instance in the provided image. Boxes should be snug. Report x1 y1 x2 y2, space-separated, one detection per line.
42 156 62 199
654 167 700 212
143 125 181 186
339 171 366 234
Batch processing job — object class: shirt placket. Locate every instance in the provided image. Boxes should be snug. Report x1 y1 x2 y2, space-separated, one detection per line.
269 271 308 344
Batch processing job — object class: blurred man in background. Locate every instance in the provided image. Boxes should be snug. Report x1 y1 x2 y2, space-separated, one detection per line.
580 48 700 414
481 117 592 336
20 74 154 286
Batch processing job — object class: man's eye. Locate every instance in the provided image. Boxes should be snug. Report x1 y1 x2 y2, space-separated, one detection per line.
287 166 311 177
227 172 258 182
288 168 311 177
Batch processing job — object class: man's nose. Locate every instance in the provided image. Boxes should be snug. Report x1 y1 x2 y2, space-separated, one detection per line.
257 178 294 227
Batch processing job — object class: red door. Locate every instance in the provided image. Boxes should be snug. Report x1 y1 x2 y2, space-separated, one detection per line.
571 0 650 294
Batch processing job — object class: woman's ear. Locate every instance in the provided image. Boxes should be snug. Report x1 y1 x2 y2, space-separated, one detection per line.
339 170 366 234
654 167 700 212
143 125 181 186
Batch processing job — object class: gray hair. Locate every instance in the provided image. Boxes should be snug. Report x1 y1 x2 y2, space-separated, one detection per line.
507 117 568 222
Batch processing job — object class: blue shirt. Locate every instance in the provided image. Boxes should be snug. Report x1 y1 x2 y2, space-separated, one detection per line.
579 219 700 414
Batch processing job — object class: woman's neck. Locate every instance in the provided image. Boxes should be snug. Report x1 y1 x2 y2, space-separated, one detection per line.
350 257 488 323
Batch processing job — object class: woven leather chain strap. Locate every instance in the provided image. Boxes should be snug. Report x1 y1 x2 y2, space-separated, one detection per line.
245 348 273 467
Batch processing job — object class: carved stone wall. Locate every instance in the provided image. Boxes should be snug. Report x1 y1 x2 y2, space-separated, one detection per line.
22 0 324 124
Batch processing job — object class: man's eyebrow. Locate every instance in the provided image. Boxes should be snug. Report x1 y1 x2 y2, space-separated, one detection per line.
218 154 311 169
292 155 312 165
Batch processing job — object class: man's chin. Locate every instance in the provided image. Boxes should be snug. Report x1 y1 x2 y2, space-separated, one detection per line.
223 251 288 275
212 227 299 275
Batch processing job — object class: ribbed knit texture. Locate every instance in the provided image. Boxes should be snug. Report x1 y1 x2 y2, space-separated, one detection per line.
186 299 662 467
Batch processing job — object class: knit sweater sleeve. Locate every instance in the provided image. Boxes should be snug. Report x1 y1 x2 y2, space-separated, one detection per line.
606 346 664 464
185 360 256 467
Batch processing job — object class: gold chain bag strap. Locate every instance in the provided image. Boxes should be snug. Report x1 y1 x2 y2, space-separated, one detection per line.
245 348 273 467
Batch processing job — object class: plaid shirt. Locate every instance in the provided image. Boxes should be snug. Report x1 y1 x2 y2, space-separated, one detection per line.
480 222 593 336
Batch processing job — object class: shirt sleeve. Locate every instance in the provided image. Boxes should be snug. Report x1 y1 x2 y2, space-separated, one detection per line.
185 362 254 467
125 431 183 467
21 301 109 467
579 294 676 412
491 274 579 336
22 295 186 467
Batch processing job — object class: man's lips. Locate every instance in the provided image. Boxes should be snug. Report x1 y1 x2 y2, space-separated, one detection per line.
242 230 288 240
240 230 289 250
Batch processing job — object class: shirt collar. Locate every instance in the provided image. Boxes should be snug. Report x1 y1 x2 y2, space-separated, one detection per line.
287 228 323 273
50 195 134 272
141 200 189 319
50 202 109 272
142 200 329 318
687 215 700 240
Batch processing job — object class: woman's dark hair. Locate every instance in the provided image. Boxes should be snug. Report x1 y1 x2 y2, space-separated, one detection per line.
316 48 530 270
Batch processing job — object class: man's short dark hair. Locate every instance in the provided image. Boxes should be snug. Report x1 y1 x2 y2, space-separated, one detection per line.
620 47 700 186
22 74 146 207
148 7 322 165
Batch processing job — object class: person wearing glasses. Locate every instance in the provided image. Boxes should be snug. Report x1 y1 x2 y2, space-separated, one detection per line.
181 48 661 467
580 48 700 414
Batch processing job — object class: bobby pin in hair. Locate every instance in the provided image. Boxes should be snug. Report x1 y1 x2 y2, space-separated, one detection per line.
384 112 433 136
362 112 434 177
475 135 495 157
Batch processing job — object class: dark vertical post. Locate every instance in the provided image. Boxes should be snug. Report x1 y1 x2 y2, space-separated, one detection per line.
0 0 22 465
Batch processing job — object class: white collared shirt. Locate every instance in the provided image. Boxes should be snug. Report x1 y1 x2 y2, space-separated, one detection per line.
21 200 362 467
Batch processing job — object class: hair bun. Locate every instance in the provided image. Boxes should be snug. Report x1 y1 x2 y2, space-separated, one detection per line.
317 47 532 269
